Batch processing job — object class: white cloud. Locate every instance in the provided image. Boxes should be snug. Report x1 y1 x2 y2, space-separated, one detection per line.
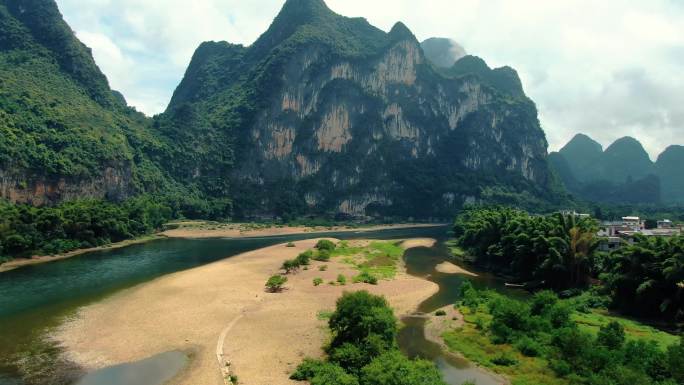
55 0 684 157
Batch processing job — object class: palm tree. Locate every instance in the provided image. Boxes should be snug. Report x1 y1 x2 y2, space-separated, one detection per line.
542 214 598 288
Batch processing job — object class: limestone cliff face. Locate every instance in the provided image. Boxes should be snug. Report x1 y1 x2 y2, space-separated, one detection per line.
0 166 132 206
164 0 555 218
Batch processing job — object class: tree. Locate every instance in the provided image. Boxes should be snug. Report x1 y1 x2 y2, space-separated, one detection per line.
597 321 625 350
329 292 396 350
266 275 288 292
541 213 598 289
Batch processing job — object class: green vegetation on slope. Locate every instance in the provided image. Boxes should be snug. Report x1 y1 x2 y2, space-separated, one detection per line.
291 291 447 385
0 0 168 189
443 283 682 385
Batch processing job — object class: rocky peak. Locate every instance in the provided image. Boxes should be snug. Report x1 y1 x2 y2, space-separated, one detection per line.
388 21 417 43
448 55 525 97
167 41 246 109
657 145 684 164
2 0 117 107
560 133 603 157
604 136 650 159
250 0 334 54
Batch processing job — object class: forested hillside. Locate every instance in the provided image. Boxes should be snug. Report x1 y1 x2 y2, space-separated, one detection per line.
0 0 176 204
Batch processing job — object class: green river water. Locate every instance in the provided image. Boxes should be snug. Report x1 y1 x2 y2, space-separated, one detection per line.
0 226 518 385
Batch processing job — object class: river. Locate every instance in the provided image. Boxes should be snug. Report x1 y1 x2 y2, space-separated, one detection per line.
0 226 516 385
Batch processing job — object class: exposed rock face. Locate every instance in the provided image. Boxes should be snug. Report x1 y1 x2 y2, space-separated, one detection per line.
0 167 132 206
165 0 555 218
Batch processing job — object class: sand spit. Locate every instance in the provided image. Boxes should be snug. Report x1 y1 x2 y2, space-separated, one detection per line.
435 261 479 276
55 238 438 385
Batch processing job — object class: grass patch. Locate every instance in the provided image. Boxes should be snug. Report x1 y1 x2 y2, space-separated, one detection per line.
572 310 679 347
333 241 403 280
443 321 567 385
317 310 333 320
445 239 472 262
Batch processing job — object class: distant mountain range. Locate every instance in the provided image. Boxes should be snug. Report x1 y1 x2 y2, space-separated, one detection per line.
549 134 684 204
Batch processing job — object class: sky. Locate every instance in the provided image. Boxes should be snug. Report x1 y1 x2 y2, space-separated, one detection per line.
55 0 684 159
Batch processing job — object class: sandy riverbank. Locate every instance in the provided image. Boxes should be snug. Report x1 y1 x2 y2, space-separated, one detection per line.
435 261 479 276
54 238 439 385
162 222 444 239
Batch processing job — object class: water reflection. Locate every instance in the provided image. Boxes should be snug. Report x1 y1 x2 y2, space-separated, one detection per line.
74 351 187 385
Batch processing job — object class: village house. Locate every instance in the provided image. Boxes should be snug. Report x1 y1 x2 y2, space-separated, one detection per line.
598 216 682 252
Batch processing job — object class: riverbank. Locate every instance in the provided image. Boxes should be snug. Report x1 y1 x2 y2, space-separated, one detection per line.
0 223 444 274
54 238 439 385
162 222 444 239
0 235 165 273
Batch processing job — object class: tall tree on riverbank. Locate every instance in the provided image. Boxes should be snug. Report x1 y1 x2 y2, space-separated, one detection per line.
454 207 598 289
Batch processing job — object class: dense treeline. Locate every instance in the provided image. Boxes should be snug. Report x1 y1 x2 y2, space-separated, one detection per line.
453 206 684 321
454 207 599 290
453 282 684 385
291 291 447 385
602 235 684 319
0 195 232 262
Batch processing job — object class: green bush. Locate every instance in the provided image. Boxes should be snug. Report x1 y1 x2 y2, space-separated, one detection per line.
314 249 331 262
360 350 446 385
319 265 328 271
316 239 336 251
290 358 328 381
265 275 287 292
491 353 517 366
313 278 323 286
295 252 311 266
337 274 347 285
282 259 300 274
515 337 543 357
309 363 358 385
353 271 378 285
435 310 447 316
